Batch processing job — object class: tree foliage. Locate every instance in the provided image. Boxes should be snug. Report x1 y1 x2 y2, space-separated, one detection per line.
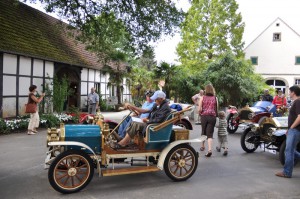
153 62 179 99
177 0 245 71
138 46 157 70
202 52 265 106
24 0 184 53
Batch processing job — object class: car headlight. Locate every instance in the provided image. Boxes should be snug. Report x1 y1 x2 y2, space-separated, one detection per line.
250 124 259 132
248 113 254 120
268 127 277 136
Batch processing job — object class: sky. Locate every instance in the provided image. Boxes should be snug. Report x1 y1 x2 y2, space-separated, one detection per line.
25 0 300 64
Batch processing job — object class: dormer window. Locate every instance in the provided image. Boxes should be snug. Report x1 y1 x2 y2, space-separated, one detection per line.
273 33 281 41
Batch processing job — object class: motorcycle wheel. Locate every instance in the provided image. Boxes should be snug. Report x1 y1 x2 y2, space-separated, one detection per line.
227 113 239 134
279 140 299 166
241 128 259 153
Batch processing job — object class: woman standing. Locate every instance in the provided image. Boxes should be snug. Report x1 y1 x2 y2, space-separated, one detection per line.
198 84 217 157
27 85 45 135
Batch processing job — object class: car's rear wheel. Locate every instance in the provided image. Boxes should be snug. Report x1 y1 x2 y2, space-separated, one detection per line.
48 150 94 194
279 140 299 166
164 144 198 181
241 128 259 153
227 113 239 134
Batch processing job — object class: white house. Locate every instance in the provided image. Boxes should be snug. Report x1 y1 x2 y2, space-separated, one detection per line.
244 18 300 94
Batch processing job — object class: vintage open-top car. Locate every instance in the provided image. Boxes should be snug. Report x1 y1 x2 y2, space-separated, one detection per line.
240 116 300 165
45 107 206 194
227 101 286 134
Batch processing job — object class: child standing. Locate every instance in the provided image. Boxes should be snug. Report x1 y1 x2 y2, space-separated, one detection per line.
216 111 228 156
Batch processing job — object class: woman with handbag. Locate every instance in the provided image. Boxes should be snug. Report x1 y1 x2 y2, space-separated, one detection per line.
198 84 218 157
27 85 45 135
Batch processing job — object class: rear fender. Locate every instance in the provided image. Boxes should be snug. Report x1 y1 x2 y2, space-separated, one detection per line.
157 135 207 170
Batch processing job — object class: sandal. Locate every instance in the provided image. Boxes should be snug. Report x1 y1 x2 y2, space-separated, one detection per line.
205 151 212 157
200 147 205 151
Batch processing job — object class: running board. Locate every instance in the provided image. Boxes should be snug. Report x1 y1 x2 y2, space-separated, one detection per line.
102 166 160 176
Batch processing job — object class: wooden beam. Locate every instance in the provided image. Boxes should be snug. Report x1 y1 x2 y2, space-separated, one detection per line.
102 166 160 176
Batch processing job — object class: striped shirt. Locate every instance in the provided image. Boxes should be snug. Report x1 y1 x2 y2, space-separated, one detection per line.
216 118 227 136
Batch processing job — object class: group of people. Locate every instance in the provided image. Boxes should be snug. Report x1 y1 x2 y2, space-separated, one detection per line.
261 89 287 108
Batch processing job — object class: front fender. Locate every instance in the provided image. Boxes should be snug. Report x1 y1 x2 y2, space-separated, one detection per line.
157 135 207 170
48 141 97 157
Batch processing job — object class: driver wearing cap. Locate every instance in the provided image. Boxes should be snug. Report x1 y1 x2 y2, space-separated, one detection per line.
115 90 171 148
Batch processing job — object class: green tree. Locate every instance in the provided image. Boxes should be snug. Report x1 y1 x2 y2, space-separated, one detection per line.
129 66 155 100
177 0 245 71
153 62 178 99
52 75 71 113
24 0 184 53
138 46 157 70
202 52 265 106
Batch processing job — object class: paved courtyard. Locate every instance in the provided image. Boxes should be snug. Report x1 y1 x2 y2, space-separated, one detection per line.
0 111 299 199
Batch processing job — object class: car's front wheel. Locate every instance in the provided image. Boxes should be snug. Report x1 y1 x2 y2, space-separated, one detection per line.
48 150 94 194
164 144 198 181
241 128 259 153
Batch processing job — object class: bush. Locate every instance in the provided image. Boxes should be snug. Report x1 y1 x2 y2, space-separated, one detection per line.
40 114 60 128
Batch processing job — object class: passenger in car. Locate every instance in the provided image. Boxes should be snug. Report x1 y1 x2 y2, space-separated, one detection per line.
114 90 171 148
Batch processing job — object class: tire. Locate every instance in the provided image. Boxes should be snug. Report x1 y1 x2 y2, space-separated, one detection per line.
174 120 190 129
227 113 239 134
48 150 94 194
279 140 299 166
241 128 259 153
164 144 198 181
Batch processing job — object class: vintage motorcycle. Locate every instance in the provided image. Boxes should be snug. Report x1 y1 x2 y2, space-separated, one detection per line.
45 106 206 194
227 101 286 134
240 116 300 165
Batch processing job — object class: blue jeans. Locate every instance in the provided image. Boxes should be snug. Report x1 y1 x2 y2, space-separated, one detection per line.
118 116 132 138
283 128 300 177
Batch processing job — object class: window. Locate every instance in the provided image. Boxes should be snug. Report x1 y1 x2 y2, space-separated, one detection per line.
273 33 281 41
295 79 300 85
295 56 300 65
250 57 258 65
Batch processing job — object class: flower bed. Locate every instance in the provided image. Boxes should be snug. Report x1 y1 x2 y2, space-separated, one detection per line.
0 113 77 134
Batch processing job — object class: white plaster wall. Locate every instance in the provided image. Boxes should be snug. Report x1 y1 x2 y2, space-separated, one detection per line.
81 68 88 81
19 56 31 76
18 97 28 115
32 78 43 93
33 59 44 77
3 76 16 96
45 61 54 78
19 77 31 95
245 19 300 75
3 53 17 74
89 69 95 81
3 98 16 117
81 82 88 96
95 70 100 82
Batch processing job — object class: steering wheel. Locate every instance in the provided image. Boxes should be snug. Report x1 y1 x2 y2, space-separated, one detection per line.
127 105 140 116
